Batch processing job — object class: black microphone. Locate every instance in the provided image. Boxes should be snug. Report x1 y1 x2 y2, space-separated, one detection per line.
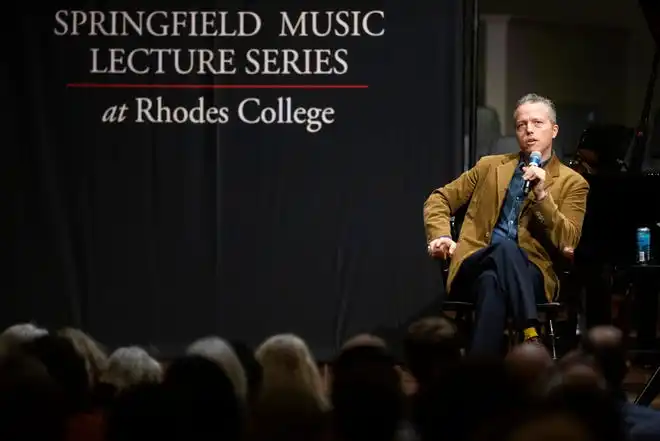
523 151 543 195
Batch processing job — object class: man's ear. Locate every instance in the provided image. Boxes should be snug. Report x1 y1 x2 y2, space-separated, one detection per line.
552 124 559 139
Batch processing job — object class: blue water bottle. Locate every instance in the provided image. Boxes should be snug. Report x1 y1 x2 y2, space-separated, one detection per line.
636 227 651 264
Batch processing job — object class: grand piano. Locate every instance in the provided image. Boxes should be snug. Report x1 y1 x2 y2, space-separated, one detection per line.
573 0 660 405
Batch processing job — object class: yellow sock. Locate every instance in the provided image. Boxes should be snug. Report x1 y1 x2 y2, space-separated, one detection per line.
523 327 538 340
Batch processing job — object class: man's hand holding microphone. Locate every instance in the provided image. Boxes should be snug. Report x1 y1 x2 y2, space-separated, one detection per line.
521 151 547 200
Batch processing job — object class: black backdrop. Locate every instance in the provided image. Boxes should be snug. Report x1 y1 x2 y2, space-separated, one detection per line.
4 1 464 359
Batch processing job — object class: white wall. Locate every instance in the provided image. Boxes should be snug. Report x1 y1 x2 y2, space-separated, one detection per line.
479 0 658 129
505 18 628 131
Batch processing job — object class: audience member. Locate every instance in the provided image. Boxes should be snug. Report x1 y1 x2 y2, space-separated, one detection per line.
415 357 528 441
105 382 163 441
21 334 91 413
543 380 627 441
341 333 387 350
0 351 68 440
403 316 461 391
58 327 108 389
332 341 405 441
160 355 243 440
187 335 248 400
98 346 162 395
506 340 553 392
250 334 329 441
582 325 660 440
0 319 654 441
0 322 48 355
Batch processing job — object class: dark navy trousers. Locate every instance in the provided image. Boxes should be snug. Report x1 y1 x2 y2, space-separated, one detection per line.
452 239 547 356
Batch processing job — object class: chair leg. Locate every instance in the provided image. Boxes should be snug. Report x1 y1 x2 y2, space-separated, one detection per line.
508 321 516 348
548 318 557 360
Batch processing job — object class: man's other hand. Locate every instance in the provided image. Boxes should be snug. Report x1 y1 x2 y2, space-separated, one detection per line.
428 237 457 259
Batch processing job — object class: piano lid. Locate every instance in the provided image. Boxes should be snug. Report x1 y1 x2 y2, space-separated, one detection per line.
639 0 660 47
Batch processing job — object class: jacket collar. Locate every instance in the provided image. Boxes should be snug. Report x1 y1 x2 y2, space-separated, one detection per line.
496 152 560 203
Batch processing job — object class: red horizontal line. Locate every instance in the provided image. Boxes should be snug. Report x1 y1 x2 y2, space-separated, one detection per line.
66 83 368 90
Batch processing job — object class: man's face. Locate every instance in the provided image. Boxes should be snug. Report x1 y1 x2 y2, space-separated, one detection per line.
514 102 558 158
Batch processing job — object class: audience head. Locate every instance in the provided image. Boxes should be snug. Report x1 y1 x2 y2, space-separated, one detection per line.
0 352 68 440
544 352 606 392
506 341 553 390
0 322 643 441
581 325 628 393
255 333 328 410
331 341 403 441
161 355 243 440
415 357 527 441
100 346 162 393
341 333 387 350
105 382 165 441
403 316 461 388
537 350 625 441
20 334 90 413
187 336 247 400
543 378 626 441
250 382 328 441
58 327 107 388
0 322 48 355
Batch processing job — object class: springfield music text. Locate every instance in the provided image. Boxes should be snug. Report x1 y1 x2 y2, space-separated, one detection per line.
53 10 385 76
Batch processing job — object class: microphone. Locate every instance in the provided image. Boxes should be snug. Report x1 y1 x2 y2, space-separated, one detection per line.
523 151 543 195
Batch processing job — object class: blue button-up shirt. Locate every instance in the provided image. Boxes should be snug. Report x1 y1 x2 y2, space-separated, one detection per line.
491 155 549 244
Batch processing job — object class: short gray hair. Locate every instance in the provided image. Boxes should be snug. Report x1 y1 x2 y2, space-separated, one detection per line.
0 323 48 355
514 93 557 123
100 346 162 391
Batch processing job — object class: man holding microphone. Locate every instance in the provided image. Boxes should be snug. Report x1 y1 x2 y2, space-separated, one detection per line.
424 93 589 355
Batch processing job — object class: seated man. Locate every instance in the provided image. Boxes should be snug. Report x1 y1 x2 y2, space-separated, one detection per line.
423 93 589 355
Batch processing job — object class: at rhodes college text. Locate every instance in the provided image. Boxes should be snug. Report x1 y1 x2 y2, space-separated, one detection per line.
129 96 335 133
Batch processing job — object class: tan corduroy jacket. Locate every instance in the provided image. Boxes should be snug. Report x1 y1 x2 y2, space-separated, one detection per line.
423 153 589 301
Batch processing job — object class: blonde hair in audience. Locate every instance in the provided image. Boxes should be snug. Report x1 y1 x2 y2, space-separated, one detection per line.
255 333 329 410
58 327 108 387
